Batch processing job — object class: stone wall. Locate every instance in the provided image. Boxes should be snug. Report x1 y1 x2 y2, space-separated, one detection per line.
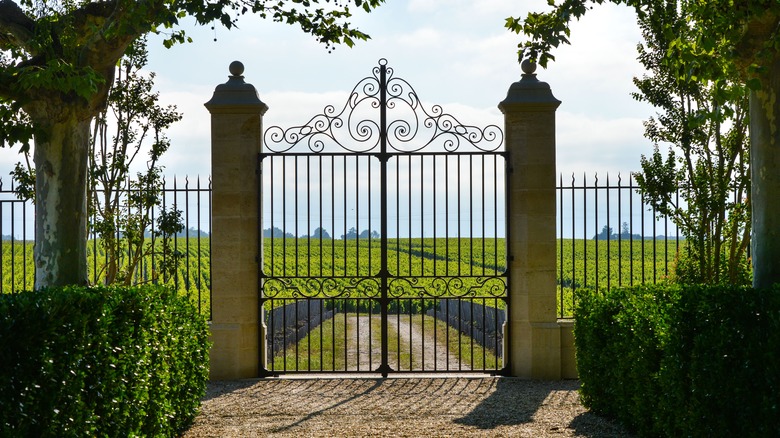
428 299 505 357
266 300 334 358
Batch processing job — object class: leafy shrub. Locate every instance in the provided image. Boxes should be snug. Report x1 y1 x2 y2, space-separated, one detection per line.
0 285 210 437
575 283 780 437
671 249 752 286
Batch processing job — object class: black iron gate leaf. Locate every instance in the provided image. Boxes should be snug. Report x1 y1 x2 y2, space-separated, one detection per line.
259 59 508 376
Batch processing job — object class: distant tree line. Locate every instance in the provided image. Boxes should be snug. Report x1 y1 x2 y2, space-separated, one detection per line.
262 227 379 240
592 223 648 241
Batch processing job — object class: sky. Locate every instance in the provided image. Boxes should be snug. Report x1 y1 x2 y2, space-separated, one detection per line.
0 0 656 185
0 0 670 239
135 0 655 181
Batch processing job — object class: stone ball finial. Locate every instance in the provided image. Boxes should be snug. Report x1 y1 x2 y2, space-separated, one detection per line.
229 61 245 77
521 59 537 75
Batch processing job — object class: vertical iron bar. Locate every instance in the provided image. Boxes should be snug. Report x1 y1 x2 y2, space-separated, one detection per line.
606 173 611 290
494 155 498 273
595 174 599 289
457 155 462 277
294 157 299 278
618 173 623 286
319 157 323 278
378 60 391 377
283 158 287 276
559 174 564 318
570 174 575 316
307 156 311 277
583 173 588 289
185 178 191 294
433 156 437 275
481 155 486 277
641 185 646 284
10 199 15 292
653 205 657 283
629 174 634 286
356 156 360 276
22 197 27 291
469 154 474 276
173 177 179 291
407 155 411 275
197 177 202 313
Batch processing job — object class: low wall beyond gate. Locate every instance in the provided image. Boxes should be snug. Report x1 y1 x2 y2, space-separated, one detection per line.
428 299 505 357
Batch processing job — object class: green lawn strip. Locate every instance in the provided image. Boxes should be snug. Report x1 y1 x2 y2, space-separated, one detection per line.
411 313 500 371
389 313 500 371
270 314 345 372
269 312 409 373
269 313 421 372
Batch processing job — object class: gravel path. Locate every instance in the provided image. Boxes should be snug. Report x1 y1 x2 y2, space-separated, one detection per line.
182 377 635 437
338 313 468 372
183 315 634 437
350 316 381 371
387 315 467 371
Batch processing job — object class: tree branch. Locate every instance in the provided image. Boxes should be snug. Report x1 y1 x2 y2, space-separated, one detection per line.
0 0 36 52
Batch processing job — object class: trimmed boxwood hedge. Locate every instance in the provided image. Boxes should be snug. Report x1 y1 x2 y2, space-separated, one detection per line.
0 285 210 437
575 283 780 437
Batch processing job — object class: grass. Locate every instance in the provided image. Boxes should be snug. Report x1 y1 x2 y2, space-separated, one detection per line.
269 312 404 373
1 236 679 321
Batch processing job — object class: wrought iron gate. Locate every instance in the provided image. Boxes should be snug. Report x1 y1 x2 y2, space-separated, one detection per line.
259 59 508 376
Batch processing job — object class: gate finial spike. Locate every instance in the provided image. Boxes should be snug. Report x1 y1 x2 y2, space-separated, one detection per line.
521 59 537 76
229 61 245 77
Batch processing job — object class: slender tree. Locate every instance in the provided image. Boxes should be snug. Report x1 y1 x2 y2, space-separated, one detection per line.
631 1 751 285
0 0 384 288
89 37 185 285
507 0 780 288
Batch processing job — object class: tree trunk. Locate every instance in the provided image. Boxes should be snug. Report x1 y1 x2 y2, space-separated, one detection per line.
33 113 91 288
750 54 780 289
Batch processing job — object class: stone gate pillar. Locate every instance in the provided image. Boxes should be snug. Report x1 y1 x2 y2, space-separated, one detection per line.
205 61 268 379
499 61 575 379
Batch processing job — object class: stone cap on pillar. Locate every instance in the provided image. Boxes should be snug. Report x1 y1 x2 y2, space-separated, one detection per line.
205 61 269 115
499 60 561 113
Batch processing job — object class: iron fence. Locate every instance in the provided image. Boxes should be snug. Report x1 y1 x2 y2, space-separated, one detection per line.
556 172 684 318
0 175 212 318
0 168 743 322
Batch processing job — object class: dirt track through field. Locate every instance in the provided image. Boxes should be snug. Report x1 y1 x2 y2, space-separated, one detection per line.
346 314 467 372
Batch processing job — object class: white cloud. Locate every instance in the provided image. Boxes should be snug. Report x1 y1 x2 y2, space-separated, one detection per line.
557 111 651 177
0 0 657 182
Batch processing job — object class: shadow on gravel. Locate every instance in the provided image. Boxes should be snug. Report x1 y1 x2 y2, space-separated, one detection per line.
454 379 634 437
269 379 383 434
454 378 564 428
200 379 260 403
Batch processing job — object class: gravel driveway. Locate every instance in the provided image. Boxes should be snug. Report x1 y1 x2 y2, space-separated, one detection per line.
182 377 635 437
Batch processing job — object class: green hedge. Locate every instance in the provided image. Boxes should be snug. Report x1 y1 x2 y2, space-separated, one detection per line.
0 285 210 437
575 283 780 437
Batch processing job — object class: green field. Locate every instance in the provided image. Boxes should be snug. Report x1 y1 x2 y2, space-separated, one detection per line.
557 238 681 317
1 236 679 318
0 238 211 315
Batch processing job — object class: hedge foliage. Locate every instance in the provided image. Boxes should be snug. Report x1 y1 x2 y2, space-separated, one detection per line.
0 285 210 437
575 283 780 437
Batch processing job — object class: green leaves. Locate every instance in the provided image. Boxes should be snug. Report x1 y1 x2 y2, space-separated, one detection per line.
576 283 780 436
15 60 103 100
0 285 210 436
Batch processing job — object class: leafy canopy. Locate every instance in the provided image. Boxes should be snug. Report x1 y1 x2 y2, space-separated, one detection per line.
0 0 384 146
506 0 780 85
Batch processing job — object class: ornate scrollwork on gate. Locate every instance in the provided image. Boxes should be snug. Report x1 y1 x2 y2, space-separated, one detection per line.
387 276 507 299
261 277 381 299
263 59 503 154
